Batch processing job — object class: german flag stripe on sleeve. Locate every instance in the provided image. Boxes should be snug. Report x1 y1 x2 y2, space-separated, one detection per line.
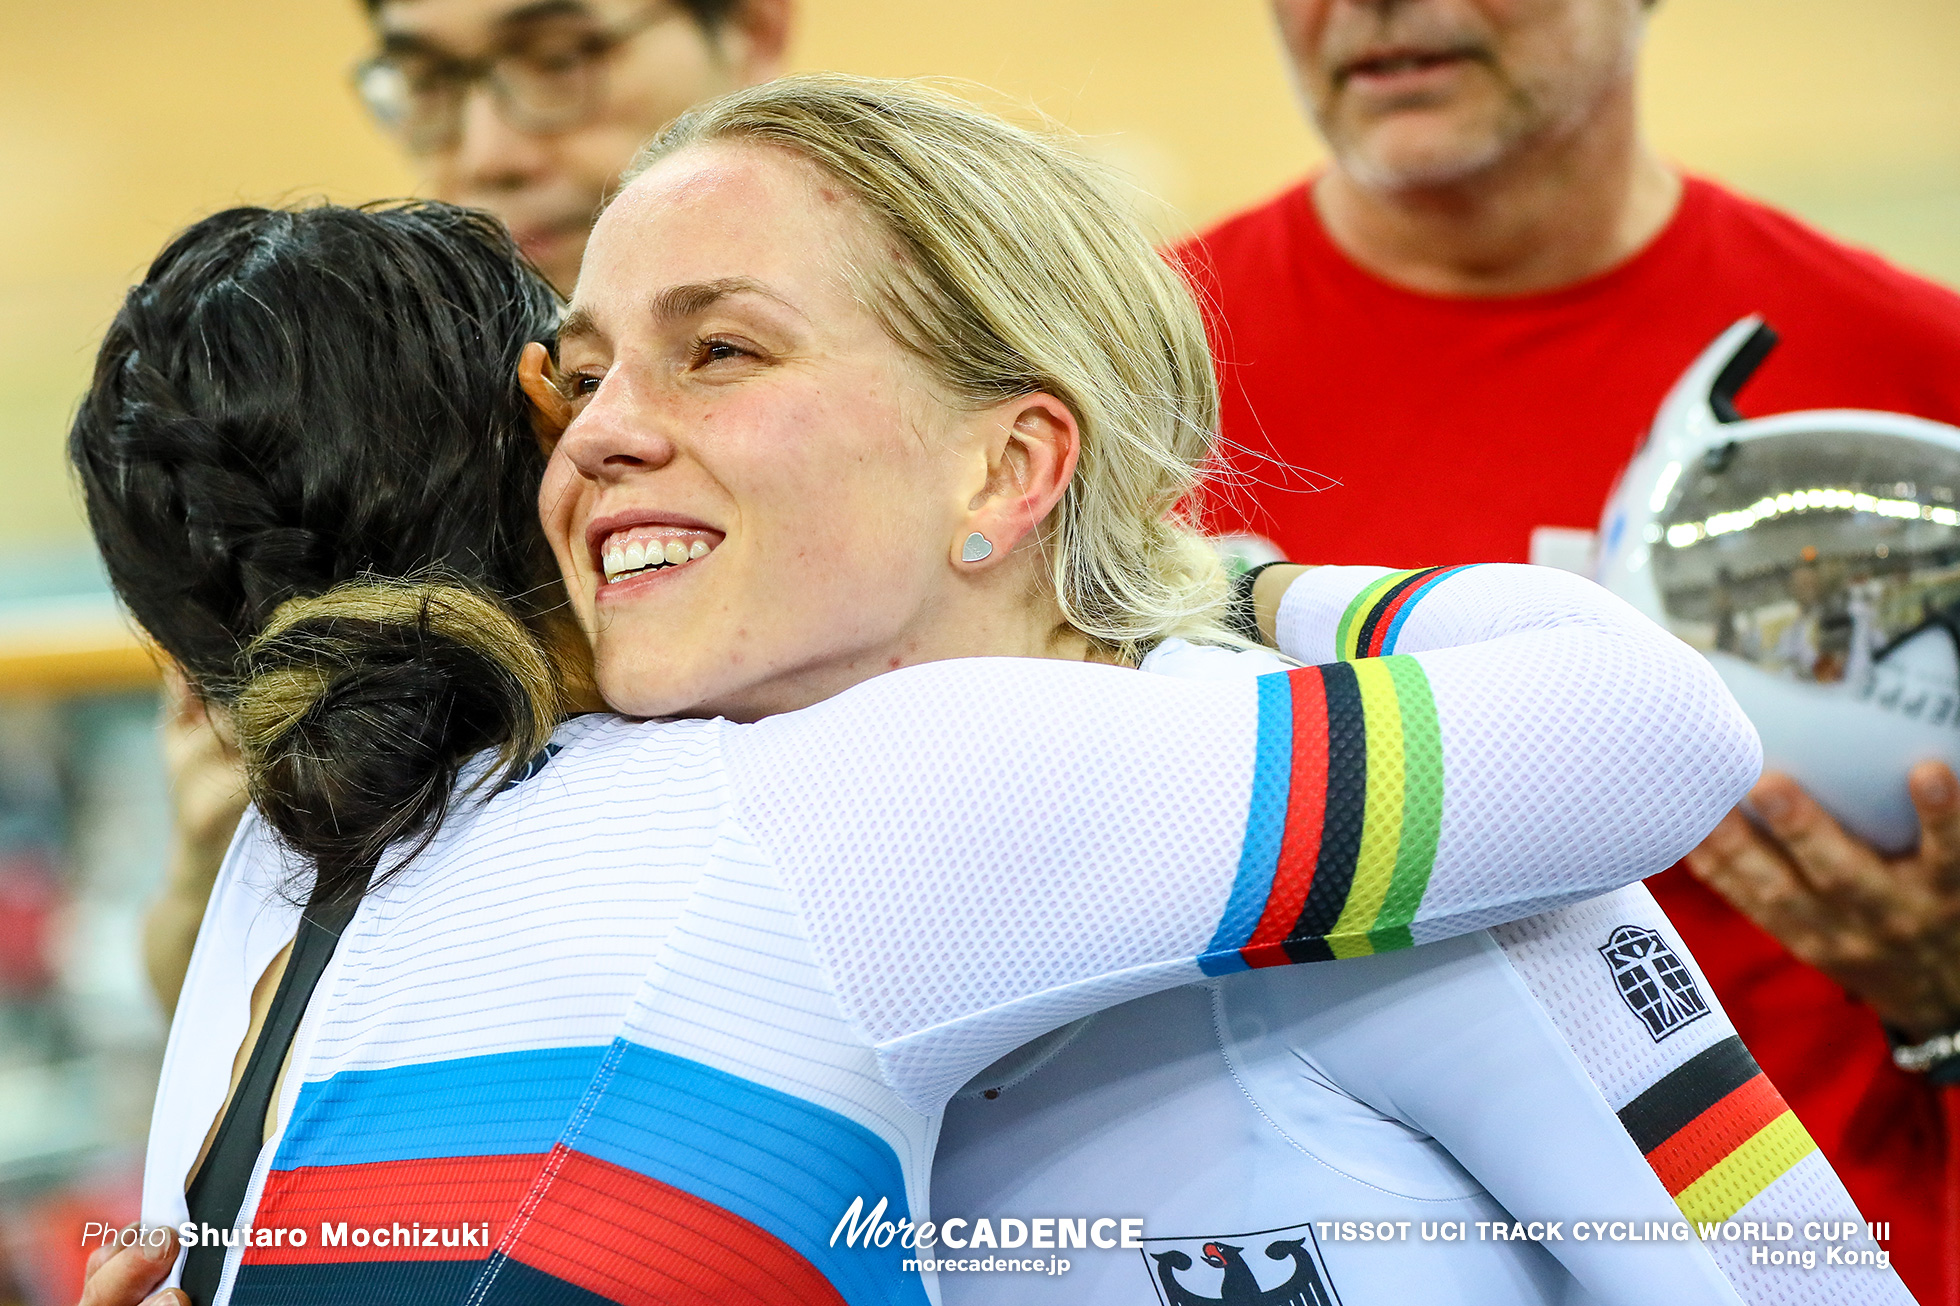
1335 565 1478 661
1616 1035 1819 1225
1199 658 1445 975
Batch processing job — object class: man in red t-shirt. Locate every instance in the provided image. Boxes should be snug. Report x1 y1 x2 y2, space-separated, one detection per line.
1177 1 1960 1299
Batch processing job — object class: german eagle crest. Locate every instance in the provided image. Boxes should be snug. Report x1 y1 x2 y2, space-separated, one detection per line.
1147 1229 1337 1306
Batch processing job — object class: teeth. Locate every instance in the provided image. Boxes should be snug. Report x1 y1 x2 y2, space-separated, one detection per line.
599 533 719 583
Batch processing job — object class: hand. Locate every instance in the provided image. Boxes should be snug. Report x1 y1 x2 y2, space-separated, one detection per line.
79 1227 184 1306
146 666 249 1014
160 666 248 860
1685 763 1960 1040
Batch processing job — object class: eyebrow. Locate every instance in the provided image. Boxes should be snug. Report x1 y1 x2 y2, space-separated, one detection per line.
379 1 598 55
653 277 802 322
556 278 803 348
557 305 601 347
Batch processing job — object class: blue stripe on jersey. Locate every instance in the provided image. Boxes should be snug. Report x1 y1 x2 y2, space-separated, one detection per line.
1200 672 1293 976
273 1045 606 1169
572 1041 925 1306
270 1042 922 1305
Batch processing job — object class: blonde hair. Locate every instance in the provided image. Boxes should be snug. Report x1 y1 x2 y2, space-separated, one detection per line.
625 74 1236 660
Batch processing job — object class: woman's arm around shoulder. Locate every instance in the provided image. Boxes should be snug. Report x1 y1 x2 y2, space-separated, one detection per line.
719 559 1760 1108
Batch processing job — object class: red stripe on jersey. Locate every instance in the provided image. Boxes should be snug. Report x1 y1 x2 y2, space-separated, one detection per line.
501 1145 849 1306
1645 1073 1787 1196
1244 668 1331 966
1363 575 1429 657
243 1153 534 1263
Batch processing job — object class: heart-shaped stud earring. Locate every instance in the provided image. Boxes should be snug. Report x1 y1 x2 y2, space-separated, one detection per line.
961 532 994 562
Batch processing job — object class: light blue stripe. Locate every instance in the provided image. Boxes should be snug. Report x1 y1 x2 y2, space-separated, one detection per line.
1201 673 1292 963
1198 948 1251 977
1379 565 1476 655
574 1041 926 1306
273 1045 606 1170
267 1041 927 1305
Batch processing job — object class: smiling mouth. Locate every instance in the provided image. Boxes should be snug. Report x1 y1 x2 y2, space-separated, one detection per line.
599 525 722 583
1341 46 1479 84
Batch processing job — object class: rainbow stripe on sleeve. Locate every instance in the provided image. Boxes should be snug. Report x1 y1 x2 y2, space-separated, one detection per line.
1200 567 1470 974
1618 1036 1819 1226
1335 565 1476 660
1199 656 1444 972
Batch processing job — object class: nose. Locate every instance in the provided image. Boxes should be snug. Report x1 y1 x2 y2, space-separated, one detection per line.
436 84 555 200
554 365 680 485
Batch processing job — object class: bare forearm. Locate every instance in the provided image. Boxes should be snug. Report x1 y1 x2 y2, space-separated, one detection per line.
149 668 247 1015
144 820 239 1016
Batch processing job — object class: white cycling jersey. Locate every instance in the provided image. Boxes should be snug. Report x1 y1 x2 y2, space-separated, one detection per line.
935 640 1908 1306
140 564 1757 1306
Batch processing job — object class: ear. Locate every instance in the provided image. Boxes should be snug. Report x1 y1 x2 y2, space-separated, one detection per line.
955 393 1080 569
724 0 792 84
519 342 572 455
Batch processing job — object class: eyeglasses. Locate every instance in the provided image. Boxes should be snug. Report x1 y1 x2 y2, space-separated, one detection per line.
354 3 678 155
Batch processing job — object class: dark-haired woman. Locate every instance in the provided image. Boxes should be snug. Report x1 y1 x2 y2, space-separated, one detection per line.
71 96 1794 1306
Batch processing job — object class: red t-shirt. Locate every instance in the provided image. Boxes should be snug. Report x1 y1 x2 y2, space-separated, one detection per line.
1178 175 1960 1302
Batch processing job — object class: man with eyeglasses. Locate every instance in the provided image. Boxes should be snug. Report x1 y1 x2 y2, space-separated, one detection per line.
354 0 790 293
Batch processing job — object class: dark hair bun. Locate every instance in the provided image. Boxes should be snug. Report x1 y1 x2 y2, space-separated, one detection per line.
233 579 560 896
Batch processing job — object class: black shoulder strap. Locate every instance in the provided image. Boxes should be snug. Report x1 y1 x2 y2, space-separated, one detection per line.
180 868 370 1305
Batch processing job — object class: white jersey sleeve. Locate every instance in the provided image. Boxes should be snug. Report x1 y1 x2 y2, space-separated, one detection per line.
723 561 1762 1108
1236 885 1909 1305
1276 570 1906 1306
1486 886 1910 1304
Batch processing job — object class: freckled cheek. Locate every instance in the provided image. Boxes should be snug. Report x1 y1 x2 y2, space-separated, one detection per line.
718 451 886 568
715 395 938 592
746 512 863 585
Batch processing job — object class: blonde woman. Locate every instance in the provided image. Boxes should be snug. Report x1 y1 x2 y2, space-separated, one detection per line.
534 78 1895 1306
76 83 1786 1306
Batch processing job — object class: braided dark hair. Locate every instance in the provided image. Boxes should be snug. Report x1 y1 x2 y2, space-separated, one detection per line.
69 202 567 898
